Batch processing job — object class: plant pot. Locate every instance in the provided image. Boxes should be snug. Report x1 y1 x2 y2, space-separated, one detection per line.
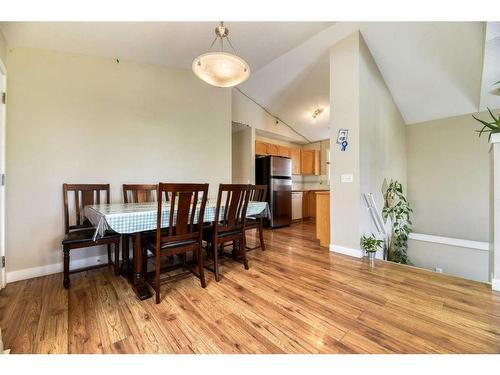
366 251 376 260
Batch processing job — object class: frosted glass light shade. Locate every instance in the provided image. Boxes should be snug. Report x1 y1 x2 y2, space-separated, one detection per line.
192 52 250 88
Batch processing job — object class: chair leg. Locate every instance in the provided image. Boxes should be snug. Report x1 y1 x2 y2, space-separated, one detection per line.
213 237 221 282
63 246 70 289
259 219 266 251
155 254 161 304
107 244 112 265
114 241 120 276
198 247 206 288
240 237 249 270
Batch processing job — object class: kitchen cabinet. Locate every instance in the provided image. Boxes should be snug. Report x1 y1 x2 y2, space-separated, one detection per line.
300 149 320 175
315 192 330 247
291 192 303 221
256 140 318 176
255 141 268 156
266 143 279 156
277 145 291 158
290 148 301 175
302 191 317 219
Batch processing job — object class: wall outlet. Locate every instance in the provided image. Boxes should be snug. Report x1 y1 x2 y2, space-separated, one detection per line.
340 174 353 183
435 267 443 273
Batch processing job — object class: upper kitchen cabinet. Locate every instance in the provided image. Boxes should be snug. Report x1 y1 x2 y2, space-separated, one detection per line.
290 148 301 175
278 145 291 158
301 149 320 175
255 140 290 158
255 140 268 155
266 143 279 156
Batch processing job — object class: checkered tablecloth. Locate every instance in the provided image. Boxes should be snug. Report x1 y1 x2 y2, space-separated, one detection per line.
84 200 269 240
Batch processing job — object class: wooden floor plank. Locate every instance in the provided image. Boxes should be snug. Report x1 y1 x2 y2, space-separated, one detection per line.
1 222 499 353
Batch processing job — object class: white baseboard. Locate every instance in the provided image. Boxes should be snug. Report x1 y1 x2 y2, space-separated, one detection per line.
329 244 363 258
6 254 110 283
492 278 500 292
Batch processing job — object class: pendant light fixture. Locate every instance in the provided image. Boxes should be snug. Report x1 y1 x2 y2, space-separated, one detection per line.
192 22 251 88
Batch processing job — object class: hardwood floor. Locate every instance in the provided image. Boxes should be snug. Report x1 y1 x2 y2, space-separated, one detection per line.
1 222 499 353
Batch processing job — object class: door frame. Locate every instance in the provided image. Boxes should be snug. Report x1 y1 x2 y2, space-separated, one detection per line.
0 59 6 289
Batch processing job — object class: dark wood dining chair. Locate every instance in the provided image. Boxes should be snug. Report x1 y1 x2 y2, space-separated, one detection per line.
245 185 268 251
123 184 158 204
142 183 209 304
121 184 158 275
203 184 251 282
61 183 121 289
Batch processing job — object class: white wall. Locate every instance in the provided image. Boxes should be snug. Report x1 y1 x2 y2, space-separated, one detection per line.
329 31 406 256
6 47 231 279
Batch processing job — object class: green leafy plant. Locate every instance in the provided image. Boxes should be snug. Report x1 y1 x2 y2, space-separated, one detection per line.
473 80 500 140
382 180 412 264
360 234 384 254
473 108 500 141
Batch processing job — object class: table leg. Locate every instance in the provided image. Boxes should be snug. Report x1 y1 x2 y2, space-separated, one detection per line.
120 235 131 278
132 232 152 300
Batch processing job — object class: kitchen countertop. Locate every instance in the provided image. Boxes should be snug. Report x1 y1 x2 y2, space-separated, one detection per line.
291 188 329 192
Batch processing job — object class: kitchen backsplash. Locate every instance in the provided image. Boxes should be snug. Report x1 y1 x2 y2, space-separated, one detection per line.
292 174 330 190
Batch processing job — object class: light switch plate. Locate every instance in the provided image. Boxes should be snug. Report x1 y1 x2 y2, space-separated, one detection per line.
341 174 353 183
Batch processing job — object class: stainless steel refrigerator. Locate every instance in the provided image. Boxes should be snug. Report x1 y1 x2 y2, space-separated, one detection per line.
255 156 292 228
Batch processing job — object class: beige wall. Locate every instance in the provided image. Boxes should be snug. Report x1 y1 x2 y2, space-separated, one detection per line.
406 111 493 282
6 47 231 275
0 30 7 69
329 32 362 252
232 89 307 143
407 239 489 282
232 126 254 184
407 112 491 241
359 35 407 236
330 32 406 254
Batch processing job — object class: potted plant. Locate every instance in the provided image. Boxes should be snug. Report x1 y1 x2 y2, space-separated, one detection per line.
382 179 412 264
472 80 500 140
360 234 384 261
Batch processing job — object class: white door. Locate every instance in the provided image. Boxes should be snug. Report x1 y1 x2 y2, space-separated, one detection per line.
0 63 5 289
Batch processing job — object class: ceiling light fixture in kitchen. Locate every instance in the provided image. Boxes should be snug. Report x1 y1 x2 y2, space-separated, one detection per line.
312 108 324 119
192 22 251 88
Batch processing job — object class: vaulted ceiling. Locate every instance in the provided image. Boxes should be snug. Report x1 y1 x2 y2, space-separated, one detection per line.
1 21 498 142
241 22 498 141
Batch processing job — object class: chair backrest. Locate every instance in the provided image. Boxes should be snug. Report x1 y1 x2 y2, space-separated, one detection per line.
214 184 251 235
156 183 209 248
250 184 267 202
63 183 110 234
123 184 158 203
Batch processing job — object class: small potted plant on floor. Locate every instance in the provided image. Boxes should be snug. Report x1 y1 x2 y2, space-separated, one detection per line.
360 234 384 261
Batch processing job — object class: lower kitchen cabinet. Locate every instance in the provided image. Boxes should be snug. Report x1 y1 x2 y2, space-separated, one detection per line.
302 191 317 220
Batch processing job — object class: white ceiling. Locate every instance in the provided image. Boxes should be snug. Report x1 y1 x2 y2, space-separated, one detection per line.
1 21 497 142
241 22 489 141
0 22 333 72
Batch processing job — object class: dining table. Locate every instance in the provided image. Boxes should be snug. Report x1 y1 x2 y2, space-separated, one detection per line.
84 200 269 300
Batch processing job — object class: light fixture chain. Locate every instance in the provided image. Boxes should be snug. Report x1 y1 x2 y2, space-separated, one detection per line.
208 36 219 51
226 36 237 54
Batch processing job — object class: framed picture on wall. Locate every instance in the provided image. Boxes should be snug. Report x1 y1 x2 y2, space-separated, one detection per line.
336 129 348 144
